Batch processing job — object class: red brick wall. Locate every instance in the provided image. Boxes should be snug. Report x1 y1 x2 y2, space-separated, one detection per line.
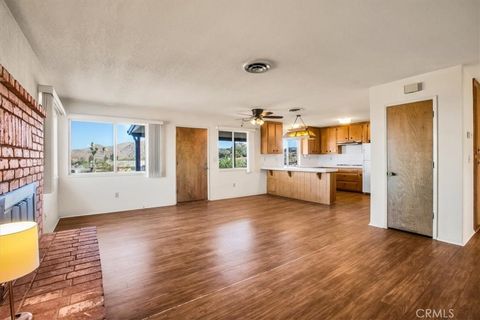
0 64 46 234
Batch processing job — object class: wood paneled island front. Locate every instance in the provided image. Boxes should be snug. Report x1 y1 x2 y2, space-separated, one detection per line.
262 167 338 205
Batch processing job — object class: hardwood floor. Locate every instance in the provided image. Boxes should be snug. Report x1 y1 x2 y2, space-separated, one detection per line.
55 192 480 320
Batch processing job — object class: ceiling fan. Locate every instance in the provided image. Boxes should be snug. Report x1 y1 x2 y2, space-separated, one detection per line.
239 108 283 126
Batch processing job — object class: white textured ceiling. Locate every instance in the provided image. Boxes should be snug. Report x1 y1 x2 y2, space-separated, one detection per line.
6 0 480 126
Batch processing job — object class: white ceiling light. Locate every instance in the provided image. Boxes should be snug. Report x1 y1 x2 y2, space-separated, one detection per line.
338 118 352 125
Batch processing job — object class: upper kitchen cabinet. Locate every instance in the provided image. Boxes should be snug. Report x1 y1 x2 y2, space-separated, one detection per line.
336 123 367 144
320 127 339 154
362 122 371 143
336 126 349 144
349 123 363 142
301 127 321 155
261 121 283 154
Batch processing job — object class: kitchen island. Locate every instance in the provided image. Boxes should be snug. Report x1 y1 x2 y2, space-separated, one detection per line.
262 167 338 205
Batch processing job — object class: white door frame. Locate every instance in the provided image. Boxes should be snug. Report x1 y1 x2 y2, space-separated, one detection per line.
384 96 438 239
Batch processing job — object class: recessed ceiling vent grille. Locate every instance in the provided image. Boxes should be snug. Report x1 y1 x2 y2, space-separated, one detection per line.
243 61 271 74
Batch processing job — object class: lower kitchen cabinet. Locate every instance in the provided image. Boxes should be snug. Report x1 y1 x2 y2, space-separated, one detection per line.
336 168 363 193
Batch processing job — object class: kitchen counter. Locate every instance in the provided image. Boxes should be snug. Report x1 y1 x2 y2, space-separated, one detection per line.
321 165 363 169
261 166 338 173
263 167 336 205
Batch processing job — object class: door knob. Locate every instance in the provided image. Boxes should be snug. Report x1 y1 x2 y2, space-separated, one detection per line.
387 171 397 177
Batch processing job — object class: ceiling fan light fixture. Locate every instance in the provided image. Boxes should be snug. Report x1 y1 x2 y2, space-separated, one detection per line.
250 118 264 125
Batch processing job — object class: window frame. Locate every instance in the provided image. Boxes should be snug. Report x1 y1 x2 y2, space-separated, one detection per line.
68 116 149 177
217 130 249 171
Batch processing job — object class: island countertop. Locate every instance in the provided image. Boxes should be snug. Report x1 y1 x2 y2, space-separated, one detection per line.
261 166 338 173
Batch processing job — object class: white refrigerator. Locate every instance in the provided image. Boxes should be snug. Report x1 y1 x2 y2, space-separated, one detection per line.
362 143 371 193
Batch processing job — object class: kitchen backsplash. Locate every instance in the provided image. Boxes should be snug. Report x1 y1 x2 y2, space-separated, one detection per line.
260 144 364 168
300 144 364 167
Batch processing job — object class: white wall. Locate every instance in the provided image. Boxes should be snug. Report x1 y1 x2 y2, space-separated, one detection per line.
369 65 474 246
0 0 59 232
57 100 266 217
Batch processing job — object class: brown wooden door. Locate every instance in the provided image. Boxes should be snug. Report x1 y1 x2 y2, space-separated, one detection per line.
473 79 480 231
387 100 433 237
176 127 208 202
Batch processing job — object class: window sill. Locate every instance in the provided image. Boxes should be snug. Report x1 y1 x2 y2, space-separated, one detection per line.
67 172 147 178
218 168 248 172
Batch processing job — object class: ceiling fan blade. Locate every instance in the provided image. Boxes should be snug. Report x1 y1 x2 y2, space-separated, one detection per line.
261 111 273 116
263 115 284 119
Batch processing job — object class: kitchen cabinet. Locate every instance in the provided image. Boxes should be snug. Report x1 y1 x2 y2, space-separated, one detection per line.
336 126 349 144
336 123 364 144
301 127 321 155
320 127 339 154
362 122 371 143
349 123 363 142
336 168 363 192
261 121 283 154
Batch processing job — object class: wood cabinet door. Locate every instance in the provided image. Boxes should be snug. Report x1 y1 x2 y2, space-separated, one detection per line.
349 124 363 142
260 124 268 154
312 128 321 153
274 122 283 154
320 128 329 154
362 123 371 143
302 127 320 154
336 126 349 144
328 127 338 153
267 122 276 153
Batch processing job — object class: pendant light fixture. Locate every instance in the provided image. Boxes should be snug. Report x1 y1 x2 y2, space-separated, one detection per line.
284 112 316 139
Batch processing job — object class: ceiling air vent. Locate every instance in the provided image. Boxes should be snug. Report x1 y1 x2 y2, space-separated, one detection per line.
243 61 271 74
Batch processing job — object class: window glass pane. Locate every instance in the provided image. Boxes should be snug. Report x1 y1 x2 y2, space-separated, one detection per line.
283 139 298 166
70 121 114 173
234 132 247 168
117 124 146 172
218 131 233 169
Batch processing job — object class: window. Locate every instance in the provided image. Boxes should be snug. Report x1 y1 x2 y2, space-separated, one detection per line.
70 120 146 174
284 139 298 166
218 130 248 169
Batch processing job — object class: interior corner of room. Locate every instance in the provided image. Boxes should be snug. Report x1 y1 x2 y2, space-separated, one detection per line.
1 0 480 319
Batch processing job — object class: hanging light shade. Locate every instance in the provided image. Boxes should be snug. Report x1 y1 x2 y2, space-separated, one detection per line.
284 114 316 139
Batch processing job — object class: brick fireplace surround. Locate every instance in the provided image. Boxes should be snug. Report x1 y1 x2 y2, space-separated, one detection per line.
0 66 106 319
0 64 46 234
